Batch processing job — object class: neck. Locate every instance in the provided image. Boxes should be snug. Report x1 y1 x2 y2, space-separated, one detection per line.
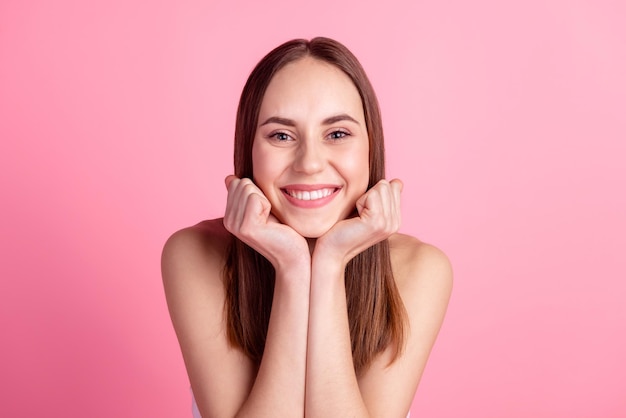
306 238 317 255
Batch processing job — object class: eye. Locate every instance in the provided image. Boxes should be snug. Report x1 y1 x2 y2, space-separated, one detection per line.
327 130 350 141
269 131 293 142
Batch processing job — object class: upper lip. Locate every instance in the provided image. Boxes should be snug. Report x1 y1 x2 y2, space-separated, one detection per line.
281 185 340 201
281 184 341 192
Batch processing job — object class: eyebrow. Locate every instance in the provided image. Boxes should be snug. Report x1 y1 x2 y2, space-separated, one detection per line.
322 114 360 125
259 116 296 127
259 113 360 127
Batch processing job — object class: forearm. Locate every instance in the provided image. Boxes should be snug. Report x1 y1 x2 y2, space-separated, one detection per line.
237 264 310 418
305 259 370 418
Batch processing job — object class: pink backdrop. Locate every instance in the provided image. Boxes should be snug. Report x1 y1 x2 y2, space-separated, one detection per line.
1 0 625 416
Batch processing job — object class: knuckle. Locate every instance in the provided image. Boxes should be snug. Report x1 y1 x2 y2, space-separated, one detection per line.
228 178 241 190
223 219 234 233
239 224 251 236
241 182 258 194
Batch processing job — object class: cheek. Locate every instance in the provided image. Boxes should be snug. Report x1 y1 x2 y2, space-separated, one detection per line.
251 142 265 183
252 142 280 190
341 146 370 189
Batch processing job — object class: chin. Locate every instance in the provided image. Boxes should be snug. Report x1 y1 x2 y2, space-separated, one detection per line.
276 207 356 239
285 217 336 239
291 224 332 239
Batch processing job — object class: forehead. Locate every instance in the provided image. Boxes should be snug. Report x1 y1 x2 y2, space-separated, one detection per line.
259 57 365 122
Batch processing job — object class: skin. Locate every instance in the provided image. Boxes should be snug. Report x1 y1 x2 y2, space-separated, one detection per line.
162 57 453 417
251 57 370 241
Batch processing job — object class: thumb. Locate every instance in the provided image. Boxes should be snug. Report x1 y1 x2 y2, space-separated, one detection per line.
355 192 368 216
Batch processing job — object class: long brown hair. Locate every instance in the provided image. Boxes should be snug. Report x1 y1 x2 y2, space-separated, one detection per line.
224 37 406 375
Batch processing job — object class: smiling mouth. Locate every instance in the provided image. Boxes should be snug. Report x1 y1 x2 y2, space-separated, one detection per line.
282 187 339 201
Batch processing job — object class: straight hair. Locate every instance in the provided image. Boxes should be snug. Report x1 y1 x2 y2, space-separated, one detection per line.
224 37 407 375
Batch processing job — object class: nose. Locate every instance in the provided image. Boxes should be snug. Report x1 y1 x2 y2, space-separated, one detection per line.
292 139 325 174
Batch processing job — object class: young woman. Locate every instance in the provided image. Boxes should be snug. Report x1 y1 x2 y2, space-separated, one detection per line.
162 37 452 418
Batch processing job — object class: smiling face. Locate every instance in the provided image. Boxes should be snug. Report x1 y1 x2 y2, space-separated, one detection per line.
252 57 370 238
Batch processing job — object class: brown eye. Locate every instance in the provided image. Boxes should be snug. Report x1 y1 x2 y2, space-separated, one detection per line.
271 132 292 141
327 130 349 141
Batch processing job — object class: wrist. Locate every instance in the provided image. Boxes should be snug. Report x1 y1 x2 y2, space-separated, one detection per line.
311 246 348 279
273 254 312 282
313 237 351 270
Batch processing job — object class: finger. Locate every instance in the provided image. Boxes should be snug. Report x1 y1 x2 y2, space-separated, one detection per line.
362 179 390 221
225 176 239 205
377 179 392 219
229 178 256 214
224 176 241 229
358 185 384 221
225 177 260 229
225 178 254 228
242 192 270 224
356 180 385 216
372 179 401 232
389 179 403 228
390 178 403 194
224 174 238 189
355 192 367 215
232 180 262 225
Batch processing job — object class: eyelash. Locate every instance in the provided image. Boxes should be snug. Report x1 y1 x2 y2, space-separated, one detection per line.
270 132 293 142
327 130 350 141
268 130 351 142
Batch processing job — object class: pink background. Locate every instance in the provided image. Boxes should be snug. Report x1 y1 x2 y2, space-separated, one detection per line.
1 0 625 416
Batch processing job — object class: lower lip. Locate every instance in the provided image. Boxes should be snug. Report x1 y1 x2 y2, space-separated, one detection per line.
282 188 340 208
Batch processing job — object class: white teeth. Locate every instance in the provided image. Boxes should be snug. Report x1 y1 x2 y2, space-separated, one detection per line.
287 188 334 201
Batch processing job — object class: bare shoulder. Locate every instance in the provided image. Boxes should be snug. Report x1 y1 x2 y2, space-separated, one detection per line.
161 218 232 341
388 233 453 374
388 233 453 295
162 218 231 276
161 217 232 332
162 219 254 415
358 235 453 414
161 218 232 294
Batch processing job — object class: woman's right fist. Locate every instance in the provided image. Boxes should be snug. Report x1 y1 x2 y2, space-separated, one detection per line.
223 175 310 270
